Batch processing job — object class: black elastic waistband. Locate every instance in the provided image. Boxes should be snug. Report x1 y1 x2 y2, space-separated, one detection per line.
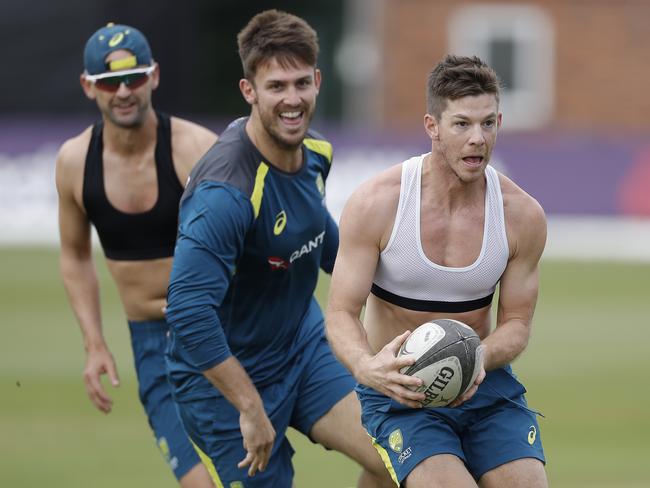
370 283 494 313
104 246 175 261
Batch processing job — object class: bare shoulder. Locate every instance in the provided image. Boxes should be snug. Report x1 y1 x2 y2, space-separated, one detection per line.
499 172 545 227
341 163 403 247
345 164 401 215
171 117 218 158
170 117 218 182
57 127 92 168
56 127 93 191
498 172 547 257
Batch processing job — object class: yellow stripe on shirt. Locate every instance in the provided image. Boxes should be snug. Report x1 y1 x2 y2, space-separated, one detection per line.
303 138 333 164
251 162 269 218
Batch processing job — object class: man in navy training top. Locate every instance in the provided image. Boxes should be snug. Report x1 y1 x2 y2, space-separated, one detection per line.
165 9 393 488
56 23 216 488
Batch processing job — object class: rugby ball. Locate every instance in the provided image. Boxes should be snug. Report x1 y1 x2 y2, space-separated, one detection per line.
398 319 483 408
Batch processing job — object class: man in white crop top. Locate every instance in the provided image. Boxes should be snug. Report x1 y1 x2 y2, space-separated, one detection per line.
326 55 548 487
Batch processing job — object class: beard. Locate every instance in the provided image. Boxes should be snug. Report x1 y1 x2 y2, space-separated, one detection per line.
436 138 491 184
257 102 316 151
267 125 305 151
103 97 150 129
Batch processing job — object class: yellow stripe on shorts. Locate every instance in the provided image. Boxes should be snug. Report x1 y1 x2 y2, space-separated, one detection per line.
371 436 400 486
190 439 224 488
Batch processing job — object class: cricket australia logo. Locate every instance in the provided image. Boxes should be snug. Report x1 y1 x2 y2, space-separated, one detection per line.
388 429 403 453
315 173 325 198
157 436 179 471
388 429 412 464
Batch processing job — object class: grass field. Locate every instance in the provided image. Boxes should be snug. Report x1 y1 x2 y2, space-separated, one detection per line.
1 246 648 487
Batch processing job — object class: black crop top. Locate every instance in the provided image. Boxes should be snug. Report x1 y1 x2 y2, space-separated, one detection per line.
82 112 184 260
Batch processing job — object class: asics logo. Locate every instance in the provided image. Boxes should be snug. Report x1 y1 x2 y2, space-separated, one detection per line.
109 32 125 47
274 210 287 235
528 426 537 445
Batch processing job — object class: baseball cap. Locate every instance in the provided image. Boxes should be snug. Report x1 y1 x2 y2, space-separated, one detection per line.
83 23 152 75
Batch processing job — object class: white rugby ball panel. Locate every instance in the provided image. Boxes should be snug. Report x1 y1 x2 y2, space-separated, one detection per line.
398 319 481 407
399 322 446 359
411 356 463 407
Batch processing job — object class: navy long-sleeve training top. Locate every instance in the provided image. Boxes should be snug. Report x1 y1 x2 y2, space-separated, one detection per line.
165 117 339 401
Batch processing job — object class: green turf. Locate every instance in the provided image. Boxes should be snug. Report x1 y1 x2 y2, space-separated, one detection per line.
1 247 648 487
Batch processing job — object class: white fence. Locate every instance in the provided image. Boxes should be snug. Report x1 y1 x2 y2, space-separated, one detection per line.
1 145 649 261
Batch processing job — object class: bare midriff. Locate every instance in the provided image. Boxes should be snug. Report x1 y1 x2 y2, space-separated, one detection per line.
363 293 493 354
106 256 173 321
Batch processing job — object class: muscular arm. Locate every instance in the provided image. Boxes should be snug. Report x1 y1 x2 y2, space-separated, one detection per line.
166 182 274 476
326 178 424 407
319 211 339 274
56 136 119 413
202 357 275 476
483 191 547 370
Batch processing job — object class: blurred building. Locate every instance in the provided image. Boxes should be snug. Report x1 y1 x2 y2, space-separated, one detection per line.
333 0 650 222
337 0 650 131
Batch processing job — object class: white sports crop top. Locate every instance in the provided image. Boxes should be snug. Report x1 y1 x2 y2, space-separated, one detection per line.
371 154 509 312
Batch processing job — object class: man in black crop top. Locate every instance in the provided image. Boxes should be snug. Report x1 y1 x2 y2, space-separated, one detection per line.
55 23 217 488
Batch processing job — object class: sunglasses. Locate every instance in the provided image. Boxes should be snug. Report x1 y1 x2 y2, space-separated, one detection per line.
85 65 155 92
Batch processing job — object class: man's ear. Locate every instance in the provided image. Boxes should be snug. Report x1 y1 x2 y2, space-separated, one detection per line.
80 74 96 100
424 113 440 141
239 78 257 105
314 68 322 94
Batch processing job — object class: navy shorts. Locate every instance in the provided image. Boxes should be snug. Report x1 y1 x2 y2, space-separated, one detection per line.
357 365 545 484
128 319 202 480
177 329 356 488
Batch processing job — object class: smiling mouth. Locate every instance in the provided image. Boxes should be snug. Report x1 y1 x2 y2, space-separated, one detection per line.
113 101 136 111
279 110 304 127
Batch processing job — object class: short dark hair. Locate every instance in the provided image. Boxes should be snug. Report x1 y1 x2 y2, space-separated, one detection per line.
426 55 501 119
237 9 319 80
